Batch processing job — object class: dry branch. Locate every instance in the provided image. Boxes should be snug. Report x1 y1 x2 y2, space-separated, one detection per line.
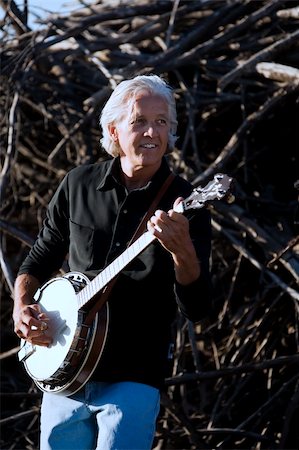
1 1 298 449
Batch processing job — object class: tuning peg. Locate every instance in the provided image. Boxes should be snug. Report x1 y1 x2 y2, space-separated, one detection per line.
226 193 235 204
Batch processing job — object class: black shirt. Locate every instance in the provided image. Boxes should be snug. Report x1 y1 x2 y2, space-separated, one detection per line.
18 157 212 389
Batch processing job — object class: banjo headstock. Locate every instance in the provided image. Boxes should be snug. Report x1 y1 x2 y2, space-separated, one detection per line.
176 173 233 213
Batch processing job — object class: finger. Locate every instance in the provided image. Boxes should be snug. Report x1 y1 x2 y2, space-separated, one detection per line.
27 323 53 344
15 321 30 339
40 321 48 331
30 321 48 332
147 219 163 235
26 313 49 330
151 209 164 222
153 217 167 233
16 329 25 339
37 312 50 321
28 333 52 347
174 197 184 208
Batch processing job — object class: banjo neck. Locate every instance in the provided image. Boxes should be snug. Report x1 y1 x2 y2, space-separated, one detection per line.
76 231 155 309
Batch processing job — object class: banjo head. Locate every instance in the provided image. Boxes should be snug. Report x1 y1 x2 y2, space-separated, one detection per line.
20 277 79 381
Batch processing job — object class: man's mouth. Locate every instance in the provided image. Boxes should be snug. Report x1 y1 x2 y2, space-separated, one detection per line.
140 143 157 149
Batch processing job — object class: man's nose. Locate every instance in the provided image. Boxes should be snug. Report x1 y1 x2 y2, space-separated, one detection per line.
144 124 157 137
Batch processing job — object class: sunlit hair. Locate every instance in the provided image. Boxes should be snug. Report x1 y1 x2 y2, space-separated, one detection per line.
99 74 178 157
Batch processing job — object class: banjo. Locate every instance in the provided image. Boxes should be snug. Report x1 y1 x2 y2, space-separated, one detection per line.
18 173 232 396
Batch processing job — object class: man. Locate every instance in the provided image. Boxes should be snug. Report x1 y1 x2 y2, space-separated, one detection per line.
13 74 212 450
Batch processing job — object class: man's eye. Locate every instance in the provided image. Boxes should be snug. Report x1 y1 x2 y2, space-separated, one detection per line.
157 119 167 125
131 118 144 125
133 117 144 122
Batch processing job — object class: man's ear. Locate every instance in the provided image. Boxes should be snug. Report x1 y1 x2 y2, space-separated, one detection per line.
108 124 118 141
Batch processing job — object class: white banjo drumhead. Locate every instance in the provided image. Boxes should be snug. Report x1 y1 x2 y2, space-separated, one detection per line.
24 277 78 381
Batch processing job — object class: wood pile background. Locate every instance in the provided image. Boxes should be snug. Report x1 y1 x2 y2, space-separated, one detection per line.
1 1 299 449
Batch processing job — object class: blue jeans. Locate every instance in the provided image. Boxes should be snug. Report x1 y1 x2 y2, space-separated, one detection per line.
40 381 160 450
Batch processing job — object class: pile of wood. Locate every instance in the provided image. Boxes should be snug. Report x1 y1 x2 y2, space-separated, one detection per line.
1 1 299 449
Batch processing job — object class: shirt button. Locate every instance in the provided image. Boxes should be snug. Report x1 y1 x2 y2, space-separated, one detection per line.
115 242 120 247
123 209 128 214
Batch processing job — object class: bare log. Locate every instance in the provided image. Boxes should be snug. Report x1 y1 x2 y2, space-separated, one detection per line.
256 61 299 83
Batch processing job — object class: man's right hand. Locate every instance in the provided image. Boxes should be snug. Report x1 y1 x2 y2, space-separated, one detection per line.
13 274 52 346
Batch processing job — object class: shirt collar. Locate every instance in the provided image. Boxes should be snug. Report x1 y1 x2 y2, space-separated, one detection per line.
96 156 172 192
96 157 121 191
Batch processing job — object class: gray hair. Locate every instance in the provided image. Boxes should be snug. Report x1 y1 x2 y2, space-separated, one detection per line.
99 74 178 157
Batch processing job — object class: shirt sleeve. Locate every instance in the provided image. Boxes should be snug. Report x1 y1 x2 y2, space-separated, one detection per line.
174 207 213 322
17 174 70 284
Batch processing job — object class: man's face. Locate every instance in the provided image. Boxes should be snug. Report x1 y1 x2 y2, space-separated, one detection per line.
111 91 170 171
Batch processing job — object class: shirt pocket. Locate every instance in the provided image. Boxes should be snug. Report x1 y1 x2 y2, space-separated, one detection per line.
68 219 95 272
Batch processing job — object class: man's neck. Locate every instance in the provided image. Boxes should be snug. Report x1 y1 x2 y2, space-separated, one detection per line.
120 172 151 191
119 161 161 191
